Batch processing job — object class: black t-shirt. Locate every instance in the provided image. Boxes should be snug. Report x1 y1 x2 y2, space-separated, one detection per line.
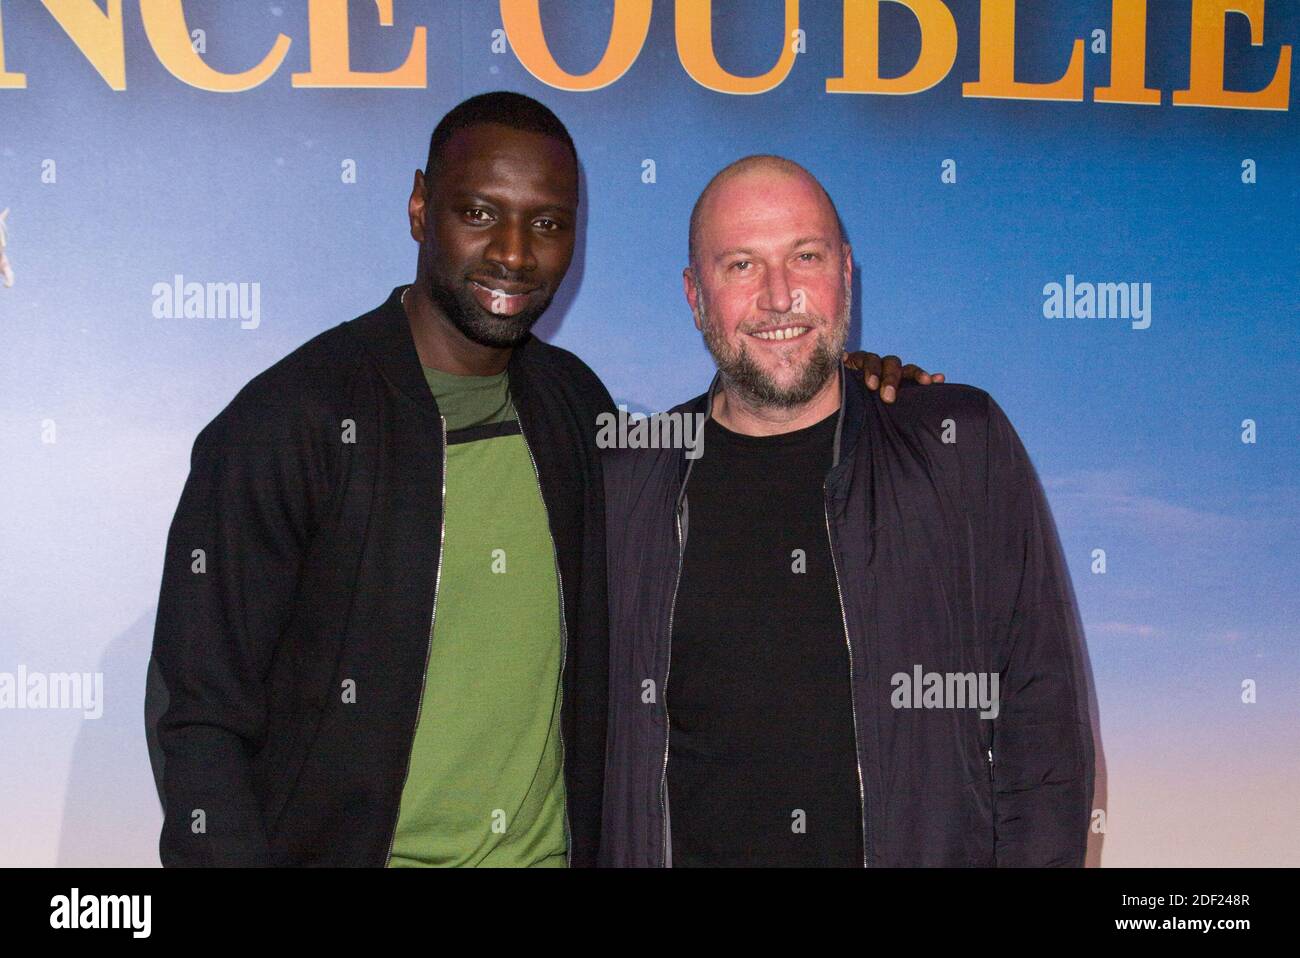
667 409 863 867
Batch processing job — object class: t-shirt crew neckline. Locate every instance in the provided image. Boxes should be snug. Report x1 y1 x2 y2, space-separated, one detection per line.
420 364 514 431
704 407 839 449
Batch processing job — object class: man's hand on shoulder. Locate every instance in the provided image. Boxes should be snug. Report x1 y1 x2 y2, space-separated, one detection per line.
843 351 945 403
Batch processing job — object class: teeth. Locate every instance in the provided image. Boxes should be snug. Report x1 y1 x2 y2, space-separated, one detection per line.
753 326 810 341
473 281 525 298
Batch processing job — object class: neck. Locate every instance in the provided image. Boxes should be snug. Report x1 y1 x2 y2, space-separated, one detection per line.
711 367 842 436
403 281 512 376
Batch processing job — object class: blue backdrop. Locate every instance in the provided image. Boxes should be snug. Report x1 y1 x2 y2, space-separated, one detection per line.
1 0 1296 865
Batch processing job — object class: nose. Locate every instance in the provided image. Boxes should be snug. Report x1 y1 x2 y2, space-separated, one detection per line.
484 219 537 275
758 264 794 315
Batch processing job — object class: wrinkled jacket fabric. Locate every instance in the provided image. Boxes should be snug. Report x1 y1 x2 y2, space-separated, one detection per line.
600 369 1096 867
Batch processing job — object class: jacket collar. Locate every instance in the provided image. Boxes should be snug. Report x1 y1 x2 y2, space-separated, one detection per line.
675 363 868 486
352 284 539 420
834 362 868 473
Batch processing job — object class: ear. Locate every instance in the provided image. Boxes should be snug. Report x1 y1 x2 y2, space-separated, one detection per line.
840 242 852 290
683 268 702 331
408 171 427 243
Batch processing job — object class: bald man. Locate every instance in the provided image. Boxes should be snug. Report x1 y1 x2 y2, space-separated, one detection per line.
599 156 1095 867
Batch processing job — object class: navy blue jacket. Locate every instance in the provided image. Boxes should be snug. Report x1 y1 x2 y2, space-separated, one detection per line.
599 368 1096 867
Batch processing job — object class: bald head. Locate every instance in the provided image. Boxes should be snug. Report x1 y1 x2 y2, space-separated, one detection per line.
687 154 847 274
682 153 854 421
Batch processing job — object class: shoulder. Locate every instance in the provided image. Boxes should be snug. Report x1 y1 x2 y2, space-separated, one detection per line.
516 336 615 416
867 379 1012 452
601 389 709 494
878 380 996 427
195 321 365 454
860 379 1031 491
887 380 1024 449
250 321 361 399
873 380 1041 520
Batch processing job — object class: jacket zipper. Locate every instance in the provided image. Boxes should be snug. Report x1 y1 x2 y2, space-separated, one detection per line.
823 485 869 868
659 504 686 867
515 409 574 867
384 415 448 866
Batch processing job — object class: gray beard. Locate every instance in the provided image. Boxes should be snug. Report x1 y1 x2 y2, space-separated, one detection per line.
695 287 850 411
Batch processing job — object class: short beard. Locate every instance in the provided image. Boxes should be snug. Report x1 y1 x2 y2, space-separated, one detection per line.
695 280 850 411
426 271 554 349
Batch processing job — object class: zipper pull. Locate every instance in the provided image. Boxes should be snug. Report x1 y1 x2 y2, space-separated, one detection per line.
987 747 994 782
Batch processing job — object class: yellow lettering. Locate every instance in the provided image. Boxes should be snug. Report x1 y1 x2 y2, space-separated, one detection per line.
501 0 650 91
828 0 957 95
962 0 1084 102
1173 0 1290 110
677 0 799 95
0 0 29 88
141 0 289 92
1095 0 1161 105
39 0 124 90
291 0 425 88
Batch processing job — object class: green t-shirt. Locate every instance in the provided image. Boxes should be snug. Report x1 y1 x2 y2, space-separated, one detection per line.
387 366 568 867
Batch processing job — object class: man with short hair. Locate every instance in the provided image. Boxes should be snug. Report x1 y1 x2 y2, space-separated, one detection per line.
148 92 613 867
600 155 1095 867
147 96 934 867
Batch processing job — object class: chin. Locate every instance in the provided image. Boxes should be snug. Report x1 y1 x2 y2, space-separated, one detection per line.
459 320 534 349
761 361 811 387
462 307 541 348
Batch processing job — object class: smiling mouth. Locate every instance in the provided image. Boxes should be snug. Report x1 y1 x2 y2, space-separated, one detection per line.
749 325 812 342
468 279 539 316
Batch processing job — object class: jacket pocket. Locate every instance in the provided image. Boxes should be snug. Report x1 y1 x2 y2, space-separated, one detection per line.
965 721 996 865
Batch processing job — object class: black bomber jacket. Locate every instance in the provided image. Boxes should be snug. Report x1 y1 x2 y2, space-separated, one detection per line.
146 285 614 866
599 368 1097 867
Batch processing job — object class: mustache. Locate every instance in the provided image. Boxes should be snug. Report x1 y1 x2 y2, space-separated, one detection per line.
467 266 540 287
741 313 828 333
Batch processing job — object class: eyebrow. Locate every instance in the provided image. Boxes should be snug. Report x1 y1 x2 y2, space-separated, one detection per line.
712 236 834 262
446 192 576 216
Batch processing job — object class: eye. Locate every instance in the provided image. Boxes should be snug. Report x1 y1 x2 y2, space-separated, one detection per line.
464 208 493 224
796 251 819 262
533 218 562 232
730 261 753 272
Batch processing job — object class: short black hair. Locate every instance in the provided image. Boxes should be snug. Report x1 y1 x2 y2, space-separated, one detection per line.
424 91 578 193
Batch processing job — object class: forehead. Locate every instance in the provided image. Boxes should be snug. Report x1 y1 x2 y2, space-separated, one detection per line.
436 122 578 206
697 169 838 254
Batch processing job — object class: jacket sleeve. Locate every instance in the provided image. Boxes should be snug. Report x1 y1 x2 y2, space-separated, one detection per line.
147 387 324 866
984 394 1095 867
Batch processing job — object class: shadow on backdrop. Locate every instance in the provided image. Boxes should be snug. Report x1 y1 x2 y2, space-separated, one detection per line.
57 608 163 867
